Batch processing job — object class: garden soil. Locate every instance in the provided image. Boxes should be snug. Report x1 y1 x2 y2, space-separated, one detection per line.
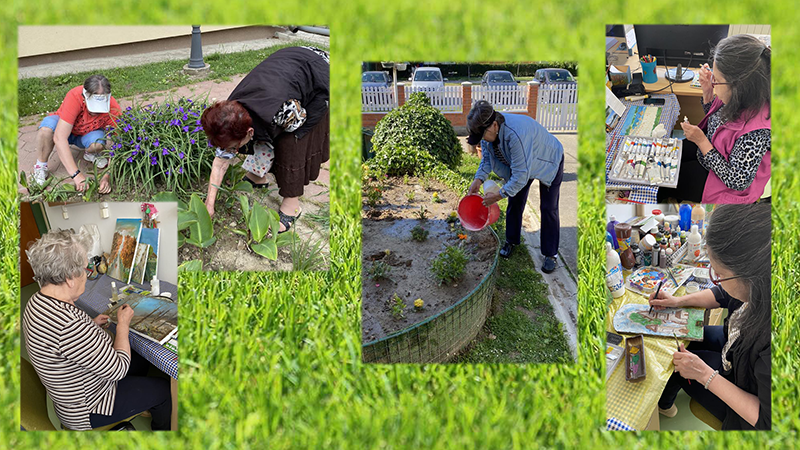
362 177 497 343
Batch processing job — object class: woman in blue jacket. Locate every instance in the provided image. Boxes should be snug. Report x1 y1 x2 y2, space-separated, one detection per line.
466 101 564 273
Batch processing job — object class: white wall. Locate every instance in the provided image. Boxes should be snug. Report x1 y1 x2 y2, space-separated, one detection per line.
43 202 178 285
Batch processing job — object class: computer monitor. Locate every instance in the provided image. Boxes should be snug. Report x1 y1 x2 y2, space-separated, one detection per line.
634 25 729 68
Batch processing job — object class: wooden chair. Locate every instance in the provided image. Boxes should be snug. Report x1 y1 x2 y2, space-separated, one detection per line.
689 398 722 430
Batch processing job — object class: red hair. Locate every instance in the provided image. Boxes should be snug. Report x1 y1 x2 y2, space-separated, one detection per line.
200 100 253 148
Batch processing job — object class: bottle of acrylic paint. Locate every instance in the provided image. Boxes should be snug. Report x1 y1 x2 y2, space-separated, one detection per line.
679 203 693 231
606 242 626 298
659 248 667 268
652 209 665 226
607 215 620 250
651 245 660 267
687 225 703 260
631 243 643 269
692 204 706 234
615 222 636 270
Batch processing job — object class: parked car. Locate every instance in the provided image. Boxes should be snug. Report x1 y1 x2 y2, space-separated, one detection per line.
362 71 391 88
534 68 576 84
410 67 445 90
480 70 518 88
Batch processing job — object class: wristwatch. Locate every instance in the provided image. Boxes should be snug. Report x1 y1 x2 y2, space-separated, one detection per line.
70 169 81 179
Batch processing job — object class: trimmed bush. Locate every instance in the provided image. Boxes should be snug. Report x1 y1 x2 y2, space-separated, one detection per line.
371 92 462 173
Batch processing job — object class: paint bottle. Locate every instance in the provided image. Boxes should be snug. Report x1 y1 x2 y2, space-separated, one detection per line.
679 203 693 231
631 243 643 269
151 276 161 296
692 204 706 234
687 224 703 260
606 242 626 298
641 234 656 252
607 215 620 250
671 231 680 249
111 281 118 304
614 222 636 270
651 245 660 267
652 209 665 226
659 248 667 268
660 237 669 250
680 231 687 245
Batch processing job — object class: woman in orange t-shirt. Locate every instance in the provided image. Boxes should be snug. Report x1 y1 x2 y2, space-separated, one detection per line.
32 74 121 192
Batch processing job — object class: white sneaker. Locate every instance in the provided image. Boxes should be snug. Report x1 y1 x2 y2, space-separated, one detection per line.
83 152 109 169
32 164 48 186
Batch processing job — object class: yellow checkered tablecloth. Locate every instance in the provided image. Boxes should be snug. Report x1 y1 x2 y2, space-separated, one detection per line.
605 286 691 430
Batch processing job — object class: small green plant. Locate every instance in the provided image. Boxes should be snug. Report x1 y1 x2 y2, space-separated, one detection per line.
233 194 294 260
431 245 469 285
406 190 415 202
389 293 406 320
410 225 429 242
366 185 383 207
306 204 331 230
421 177 431 191
175 193 216 249
369 260 391 280
416 206 428 221
403 174 409 185
289 233 328 271
431 192 441 203
445 211 459 224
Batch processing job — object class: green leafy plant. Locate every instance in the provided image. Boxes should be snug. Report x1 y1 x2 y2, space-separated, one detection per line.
179 193 216 248
288 233 328 271
431 192 441 203
406 190 415 202
235 194 294 260
366 185 383 207
431 245 469 286
403 174 409 185
421 176 431 191
371 91 462 173
108 95 214 197
369 260 391 280
179 259 203 271
416 206 428 221
445 211 459 224
410 225 429 242
389 293 407 320
306 204 331 230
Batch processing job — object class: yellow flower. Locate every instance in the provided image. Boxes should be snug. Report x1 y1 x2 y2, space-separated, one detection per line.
414 298 424 308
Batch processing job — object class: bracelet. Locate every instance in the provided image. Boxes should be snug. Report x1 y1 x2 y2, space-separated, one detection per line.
704 369 719 390
70 169 81 179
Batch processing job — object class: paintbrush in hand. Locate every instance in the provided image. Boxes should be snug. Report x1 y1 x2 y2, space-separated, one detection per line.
650 279 664 315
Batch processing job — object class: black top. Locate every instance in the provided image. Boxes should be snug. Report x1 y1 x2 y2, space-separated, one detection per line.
228 46 329 144
711 285 771 430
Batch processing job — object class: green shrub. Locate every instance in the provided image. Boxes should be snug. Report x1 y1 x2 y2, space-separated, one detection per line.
369 260 391 280
389 293 407 320
410 225 429 242
431 245 469 285
371 91 462 173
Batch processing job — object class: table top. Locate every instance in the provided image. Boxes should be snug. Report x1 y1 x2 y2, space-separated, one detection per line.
622 50 706 97
76 274 178 379
605 94 680 203
605 263 718 430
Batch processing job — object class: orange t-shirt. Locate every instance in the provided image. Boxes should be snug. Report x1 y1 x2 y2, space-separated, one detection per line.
53 86 121 136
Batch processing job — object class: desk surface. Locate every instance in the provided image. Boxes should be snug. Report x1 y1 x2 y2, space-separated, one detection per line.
643 66 704 97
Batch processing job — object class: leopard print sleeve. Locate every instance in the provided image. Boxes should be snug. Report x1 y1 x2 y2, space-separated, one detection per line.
699 128 771 191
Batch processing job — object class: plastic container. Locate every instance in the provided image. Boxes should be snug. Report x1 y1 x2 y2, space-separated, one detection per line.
615 222 636 270
151 276 161 296
457 195 501 231
679 204 693 232
692 204 706 234
607 216 620 250
641 234 656 252
483 180 501 196
685 282 700 294
664 214 680 231
652 209 665 225
606 242 626 298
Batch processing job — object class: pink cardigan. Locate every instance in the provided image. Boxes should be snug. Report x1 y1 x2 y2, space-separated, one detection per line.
699 97 770 204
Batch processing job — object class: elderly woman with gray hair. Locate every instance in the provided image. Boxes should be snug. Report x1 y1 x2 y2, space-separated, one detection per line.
22 230 171 430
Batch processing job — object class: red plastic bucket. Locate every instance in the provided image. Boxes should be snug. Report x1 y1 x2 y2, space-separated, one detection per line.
457 195 501 231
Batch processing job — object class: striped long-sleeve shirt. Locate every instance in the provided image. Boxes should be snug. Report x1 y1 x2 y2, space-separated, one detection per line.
22 292 131 430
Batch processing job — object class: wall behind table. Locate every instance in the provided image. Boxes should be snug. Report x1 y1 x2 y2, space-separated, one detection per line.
43 202 178 285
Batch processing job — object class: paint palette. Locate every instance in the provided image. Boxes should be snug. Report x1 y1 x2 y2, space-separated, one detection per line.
626 265 694 297
624 335 647 382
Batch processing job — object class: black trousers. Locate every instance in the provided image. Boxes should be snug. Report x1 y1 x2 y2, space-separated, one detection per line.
505 155 563 257
658 325 728 422
656 140 708 203
89 350 172 430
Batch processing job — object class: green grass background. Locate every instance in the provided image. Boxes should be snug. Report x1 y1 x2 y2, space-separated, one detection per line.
1 1 798 448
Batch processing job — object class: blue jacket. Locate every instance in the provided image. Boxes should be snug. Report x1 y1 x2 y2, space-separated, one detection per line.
474 113 564 198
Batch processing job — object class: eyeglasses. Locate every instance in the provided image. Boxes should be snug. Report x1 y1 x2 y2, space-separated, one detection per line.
710 74 731 87
709 266 742 285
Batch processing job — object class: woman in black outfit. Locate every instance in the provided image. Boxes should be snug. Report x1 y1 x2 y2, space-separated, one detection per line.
649 203 771 430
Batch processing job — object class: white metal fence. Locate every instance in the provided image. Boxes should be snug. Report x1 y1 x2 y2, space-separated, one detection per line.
536 83 578 132
362 86 397 112
472 85 528 111
404 86 462 113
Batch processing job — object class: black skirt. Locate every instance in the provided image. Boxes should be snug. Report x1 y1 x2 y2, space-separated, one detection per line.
270 110 329 198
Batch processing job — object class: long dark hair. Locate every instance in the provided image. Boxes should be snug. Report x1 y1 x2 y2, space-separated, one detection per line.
711 34 771 123
705 203 771 356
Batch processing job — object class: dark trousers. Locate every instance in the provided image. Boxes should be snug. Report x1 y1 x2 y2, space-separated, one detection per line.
658 325 728 422
505 155 563 257
657 140 708 203
89 350 172 430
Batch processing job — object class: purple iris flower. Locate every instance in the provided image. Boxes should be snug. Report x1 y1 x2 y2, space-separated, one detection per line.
195 119 202 126
153 139 160 147
150 158 157 166
183 126 190 132
178 167 183 174
190 139 196 144
162 148 169 155
132 151 138 156
127 157 133 163
178 152 185 159
192 126 203 133
165 170 170 176
182 114 188 121
134 144 140 150
109 151 115 157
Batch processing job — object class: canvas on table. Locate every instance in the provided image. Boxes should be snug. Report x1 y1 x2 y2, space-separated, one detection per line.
106 218 143 283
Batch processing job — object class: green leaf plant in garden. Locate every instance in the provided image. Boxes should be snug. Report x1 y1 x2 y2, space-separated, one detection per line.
182 193 215 248
236 194 295 260
430 244 468 286
107 95 215 198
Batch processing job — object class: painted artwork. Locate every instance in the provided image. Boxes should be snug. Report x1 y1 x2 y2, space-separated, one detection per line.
104 294 177 344
626 265 694 296
621 105 663 136
613 304 707 341
130 228 159 285
106 218 142 283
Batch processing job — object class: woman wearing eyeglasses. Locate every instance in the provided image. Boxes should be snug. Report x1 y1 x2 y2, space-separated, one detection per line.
201 46 329 233
648 203 771 430
658 34 770 204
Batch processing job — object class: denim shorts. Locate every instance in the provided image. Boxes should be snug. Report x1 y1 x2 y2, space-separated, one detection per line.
39 115 106 149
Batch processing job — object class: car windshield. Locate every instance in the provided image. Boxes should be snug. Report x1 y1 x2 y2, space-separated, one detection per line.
547 70 575 82
488 72 514 83
414 70 442 82
362 73 386 83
